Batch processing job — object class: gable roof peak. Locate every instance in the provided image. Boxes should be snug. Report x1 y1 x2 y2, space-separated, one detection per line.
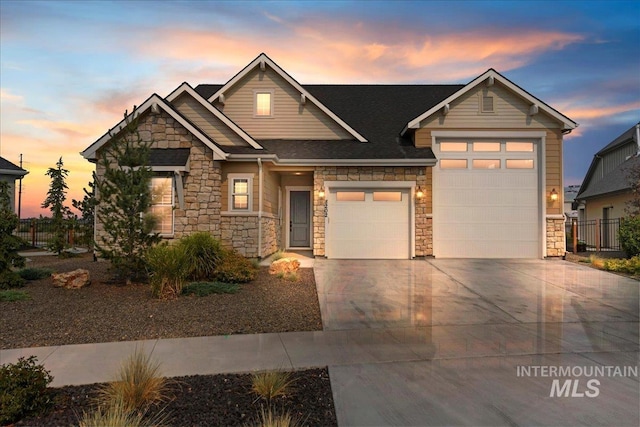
208 53 368 142
402 68 577 135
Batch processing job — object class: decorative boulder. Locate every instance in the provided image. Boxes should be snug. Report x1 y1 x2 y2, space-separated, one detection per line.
52 269 91 289
269 257 301 275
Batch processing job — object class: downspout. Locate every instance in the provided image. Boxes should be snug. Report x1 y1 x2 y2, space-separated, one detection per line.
636 123 640 155
257 158 263 259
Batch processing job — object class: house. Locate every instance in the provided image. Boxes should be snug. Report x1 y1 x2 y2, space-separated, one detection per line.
0 156 28 215
82 53 577 259
575 122 640 222
564 184 581 220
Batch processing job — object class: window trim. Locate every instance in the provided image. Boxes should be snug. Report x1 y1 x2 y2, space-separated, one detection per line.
253 89 274 118
228 173 254 211
149 175 175 237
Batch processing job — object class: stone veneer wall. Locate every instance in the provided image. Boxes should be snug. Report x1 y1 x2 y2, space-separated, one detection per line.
219 214 281 259
94 110 223 245
546 217 566 257
313 166 428 257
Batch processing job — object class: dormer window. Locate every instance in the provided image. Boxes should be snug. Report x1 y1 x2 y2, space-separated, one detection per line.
254 90 274 117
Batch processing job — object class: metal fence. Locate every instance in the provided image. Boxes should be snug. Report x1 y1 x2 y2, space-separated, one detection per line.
15 218 91 248
565 218 621 252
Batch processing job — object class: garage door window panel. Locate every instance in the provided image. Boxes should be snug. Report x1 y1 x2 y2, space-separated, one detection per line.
506 142 534 152
472 159 501 169
506 159 534 169
373 191 402 201
336 191 365 201
440 142 468 152
473 142 501 152
440 159 468 169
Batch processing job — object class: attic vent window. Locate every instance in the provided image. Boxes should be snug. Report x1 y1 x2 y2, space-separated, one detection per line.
481 95 494 113
254 90 274 117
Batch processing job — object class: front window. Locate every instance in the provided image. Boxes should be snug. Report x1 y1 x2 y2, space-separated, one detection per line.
150 176 174 235
229 174 253 211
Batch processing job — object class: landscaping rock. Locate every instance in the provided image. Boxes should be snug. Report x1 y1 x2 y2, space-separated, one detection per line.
269 257 301 275
51 269 90 289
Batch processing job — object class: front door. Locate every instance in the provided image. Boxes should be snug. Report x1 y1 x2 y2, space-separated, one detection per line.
290 191 311 247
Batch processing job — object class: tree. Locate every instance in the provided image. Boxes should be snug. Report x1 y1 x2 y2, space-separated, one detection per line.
624 157 640 216
72 180 97 248
94 108 161 283
0 181 25 288
42 157 71 256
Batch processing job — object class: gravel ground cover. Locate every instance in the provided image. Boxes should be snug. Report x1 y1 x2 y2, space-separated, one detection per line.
2 252 336 425
15 368 337 426
1 252 323 349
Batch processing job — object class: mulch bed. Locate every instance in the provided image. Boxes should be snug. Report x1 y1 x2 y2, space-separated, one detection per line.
16 368 337 426
1 252 323 349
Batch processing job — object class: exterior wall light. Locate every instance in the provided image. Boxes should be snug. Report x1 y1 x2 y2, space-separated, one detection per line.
416 186 424 199
549 188 558 202
318 188 325 199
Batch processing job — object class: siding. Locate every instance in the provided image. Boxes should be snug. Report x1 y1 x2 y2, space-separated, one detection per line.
172 93 250 147
418 83 561 130
545 130 563 215
214 67 352 140
584 192 633 221
262 162 281 215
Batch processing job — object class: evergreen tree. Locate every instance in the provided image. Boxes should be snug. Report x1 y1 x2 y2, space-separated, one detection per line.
94 109 161 283
42 157 71 256
0 182 25 288
72 180 97 248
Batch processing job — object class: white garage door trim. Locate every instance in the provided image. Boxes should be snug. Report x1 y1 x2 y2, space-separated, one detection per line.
324 181 416 259
431 131 547 258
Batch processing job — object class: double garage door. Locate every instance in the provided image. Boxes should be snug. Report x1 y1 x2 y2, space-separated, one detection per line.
326 188 410 259
433 140 540 258
323 140 540 259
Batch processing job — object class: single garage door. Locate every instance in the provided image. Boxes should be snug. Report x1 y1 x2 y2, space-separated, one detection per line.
433 140 540 258
327 188 410 259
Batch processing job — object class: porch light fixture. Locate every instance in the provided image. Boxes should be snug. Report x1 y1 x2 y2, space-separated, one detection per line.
318 188 325 199
549 188 558 202
416 186 424 199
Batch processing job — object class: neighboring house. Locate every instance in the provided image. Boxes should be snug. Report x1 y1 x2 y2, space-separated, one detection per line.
82 53 577 259
575 122 640 222
564 184 581 219
0 156 28 215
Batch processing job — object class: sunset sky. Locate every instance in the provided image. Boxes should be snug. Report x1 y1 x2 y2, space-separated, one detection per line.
1 0 639 218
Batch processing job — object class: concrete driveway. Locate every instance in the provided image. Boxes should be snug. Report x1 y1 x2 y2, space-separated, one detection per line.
314 259 640 426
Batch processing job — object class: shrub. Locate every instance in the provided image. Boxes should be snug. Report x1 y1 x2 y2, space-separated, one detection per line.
276 272 299 282
181 281 239 297
146 243 191 299
271 250 285 262
17 267 54 281
588 254 605 269
251 371 296 401
79 400 167 427
0 289 30 302
215 250 257 283
97 349 168 413
178 232 225 280
619 215 640 257
0 356 53 425
604 256 640 275
252 405 301 427
0 270 26 290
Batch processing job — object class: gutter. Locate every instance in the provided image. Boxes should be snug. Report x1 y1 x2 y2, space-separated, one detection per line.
257 158 263 259
226 154 437 167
